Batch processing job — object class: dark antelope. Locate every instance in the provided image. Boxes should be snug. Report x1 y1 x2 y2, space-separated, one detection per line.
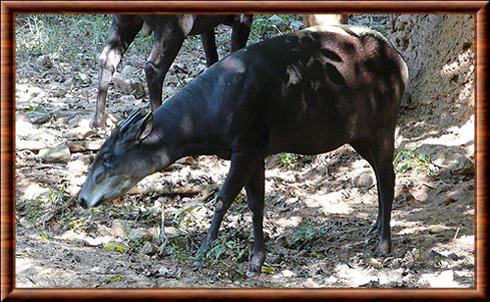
91 14 253 128
80 24 409 276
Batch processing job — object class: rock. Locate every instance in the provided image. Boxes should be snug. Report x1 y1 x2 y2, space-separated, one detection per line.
191 64 206 76
128 228 152 242
281 269 295 278
121 65 137 78
67 125 97 140
78 72 90 83
131 82 146 99
118 95 137 104
409 186 429 202
171 63 187 74
303 277 321 288
158 266 170 277
113 72 146 99
36 55 52 69
140 241 156 255
354 171 374 188
16 140 48 151
38 144 71 163
367 257 383 269
27 111 51 124
290 20 303 31
18 217 35 229
110 220 128 238
67 140 103 153
428 225 447 234
450 156 474 175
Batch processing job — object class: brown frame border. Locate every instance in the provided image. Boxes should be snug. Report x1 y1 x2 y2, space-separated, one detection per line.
1 1 488 301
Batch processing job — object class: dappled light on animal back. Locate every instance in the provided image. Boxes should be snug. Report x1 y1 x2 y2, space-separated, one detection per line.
179 114 194 136
220 56 246 73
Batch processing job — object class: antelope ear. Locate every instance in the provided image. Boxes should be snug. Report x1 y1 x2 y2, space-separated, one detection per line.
137 112 153 143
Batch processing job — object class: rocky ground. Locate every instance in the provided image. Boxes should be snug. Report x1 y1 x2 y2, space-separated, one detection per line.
15 14 474 288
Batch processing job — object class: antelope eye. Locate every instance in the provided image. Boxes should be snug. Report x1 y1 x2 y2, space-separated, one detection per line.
102 154 113 166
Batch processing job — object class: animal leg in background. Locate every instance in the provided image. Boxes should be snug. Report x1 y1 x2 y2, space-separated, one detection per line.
231 14 253 51
144 26 185 111
92 15 143 128
200 29 219 67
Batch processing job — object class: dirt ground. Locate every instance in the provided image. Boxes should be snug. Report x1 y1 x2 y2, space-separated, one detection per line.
14 14 475 288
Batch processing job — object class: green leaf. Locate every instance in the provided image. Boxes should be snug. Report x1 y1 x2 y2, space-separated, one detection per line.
103 244 126 253
261 266 274 274
110 275 122 282
40 233 48 241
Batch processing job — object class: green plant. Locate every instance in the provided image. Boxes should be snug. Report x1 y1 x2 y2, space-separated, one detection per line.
167 243 190 265
279 153 298 168
394 149 438 177
251 14 303 41
16 14 112 61
289 222 328 249
107 275 122 283
103 243 126 253
198 232 249 267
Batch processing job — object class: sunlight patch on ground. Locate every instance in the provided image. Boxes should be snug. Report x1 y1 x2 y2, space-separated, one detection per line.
303 191 353 215
21 183 49 200
420 270 461 287
274 216 302 228
396 223 452 235
332 263 404 287
57 229 115 246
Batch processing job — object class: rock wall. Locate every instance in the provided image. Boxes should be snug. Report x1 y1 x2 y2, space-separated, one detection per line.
388 15 474 109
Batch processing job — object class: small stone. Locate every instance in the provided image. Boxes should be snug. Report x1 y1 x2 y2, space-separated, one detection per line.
131 82 146 99
67 126 97 140
128 228 152 242
38 144 71 163
451 156 474 175
113 72 146 98
78 72 89 82
281 269 295 278
367 257 383 269
191 64 206 76
67 140 102 152
354 171 374 188
16 140 48 151
158 266 169 276
409 186 429 202
36 55 52 69
290 20 303 31
448 253 462 261
110 220 127 238
390 258 402 269
27 112 51 124
171 63 187 74
119 95 137 104
121 65 137 78
140 241 156 255
428 225 446 234
303 277 321 288
18 217 35 229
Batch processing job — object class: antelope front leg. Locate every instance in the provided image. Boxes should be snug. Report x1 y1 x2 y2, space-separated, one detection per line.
194 152 263 269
